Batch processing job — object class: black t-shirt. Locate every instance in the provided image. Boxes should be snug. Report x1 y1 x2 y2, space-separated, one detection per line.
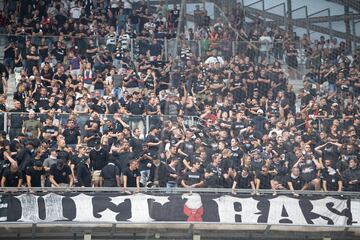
299 160 317 182
146 134 160 154
50 164 71 184
123 167 140 187
127 100 145 115
205 164 223 187
183 170 203 186
235 171 254 189
321 167 341 191
257 172 272 189
26 166 45 187
2 168 22 187
89 148 109 171
101 163 120 187
63 128 81 145
287 175 306 190
129 137 143 158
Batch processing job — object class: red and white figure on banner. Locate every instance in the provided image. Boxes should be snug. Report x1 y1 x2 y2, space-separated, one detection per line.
182 193 204 222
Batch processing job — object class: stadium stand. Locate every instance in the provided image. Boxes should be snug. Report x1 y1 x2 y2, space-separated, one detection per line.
0 0 357 195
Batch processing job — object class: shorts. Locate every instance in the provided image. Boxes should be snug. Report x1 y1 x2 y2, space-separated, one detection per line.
92 170 102 182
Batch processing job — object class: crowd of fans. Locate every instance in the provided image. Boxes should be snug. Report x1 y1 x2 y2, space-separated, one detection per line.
0 0 358 195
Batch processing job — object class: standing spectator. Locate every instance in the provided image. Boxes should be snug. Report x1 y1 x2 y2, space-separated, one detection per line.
232 167 257 195
89 140 109 187
287 167 307 196
181 161 204 188
26 160 45 188
166 157 180 188
49 159 73 188
342 159 360 192
1 164 22 187
147 157 168 187
76 158 92 187
127 91 145 133
100 157 121 187
22 111 41 138
321 159 342 192
123 159 141 193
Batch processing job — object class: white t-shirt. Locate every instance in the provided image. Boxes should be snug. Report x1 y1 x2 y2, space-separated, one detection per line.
70 7 82 19
204 56 225 66
259 35 272 52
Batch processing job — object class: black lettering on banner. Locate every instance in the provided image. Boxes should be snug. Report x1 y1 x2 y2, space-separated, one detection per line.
0 193 355 225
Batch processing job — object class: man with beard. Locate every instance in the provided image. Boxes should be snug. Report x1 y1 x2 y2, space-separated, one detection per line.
342 158 360 192
255 165 272 191
321 159 342 192
178 130 196 165
62 119 81 147
204 154 224 188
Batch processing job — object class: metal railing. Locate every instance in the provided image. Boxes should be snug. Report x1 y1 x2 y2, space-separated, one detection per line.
0 187 359 197
0 112 203 138
0 33 311 63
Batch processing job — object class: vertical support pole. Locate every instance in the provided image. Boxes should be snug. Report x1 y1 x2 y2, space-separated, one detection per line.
344 7 351 52
305 7 310 39
164 38 168 61
352 19 358 50
3 112 7 132
328 8 333 40
145 115 149 137
232 41 236 58
283 3 288 31
130 38 134 61
287 0 293 33
241 0 245 24
198 40 201 58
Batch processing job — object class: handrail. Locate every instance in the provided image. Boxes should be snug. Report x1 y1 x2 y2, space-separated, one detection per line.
0 187 359 197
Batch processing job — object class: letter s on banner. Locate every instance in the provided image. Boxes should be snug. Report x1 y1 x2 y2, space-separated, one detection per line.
213 196 261 223
310 197 348 225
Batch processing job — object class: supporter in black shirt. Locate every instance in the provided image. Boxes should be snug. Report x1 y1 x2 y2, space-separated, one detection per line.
146 127 161 155
342 159 360 192
287 167 307 196
89 141 109 187
232 167 256 195
321 159 342 192
1 164 22 187
123 159 141 193
76 158 92 187
25 161 45 187
49 159 73 187
147 157 168 187
100 159 120 187
62 120 81 146
181 161 204 188
256 165 272 190
205 154 224 188
166 158 180 188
